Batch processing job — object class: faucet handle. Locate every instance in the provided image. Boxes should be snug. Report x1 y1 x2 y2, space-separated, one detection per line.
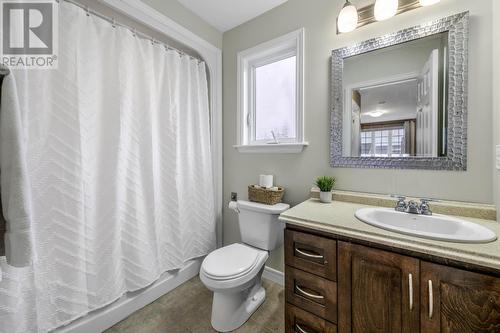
419 198 435 215
391 195 407 212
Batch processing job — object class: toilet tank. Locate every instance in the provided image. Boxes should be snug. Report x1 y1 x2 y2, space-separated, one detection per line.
236 200 290 251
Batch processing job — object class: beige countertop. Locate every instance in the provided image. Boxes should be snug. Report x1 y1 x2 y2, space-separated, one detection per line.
280 199 500 272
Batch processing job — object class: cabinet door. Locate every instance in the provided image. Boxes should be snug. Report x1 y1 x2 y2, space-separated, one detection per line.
338 242 420 333
421 261 500 333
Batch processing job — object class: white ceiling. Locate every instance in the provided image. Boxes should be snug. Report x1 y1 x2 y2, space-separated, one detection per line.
176 0 289 32
360 80 418 124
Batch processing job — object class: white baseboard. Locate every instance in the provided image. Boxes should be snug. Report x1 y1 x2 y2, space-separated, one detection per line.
262 266 284 286
57 258 202 333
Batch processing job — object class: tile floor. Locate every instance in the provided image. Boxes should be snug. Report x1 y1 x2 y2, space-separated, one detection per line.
105 277 285 333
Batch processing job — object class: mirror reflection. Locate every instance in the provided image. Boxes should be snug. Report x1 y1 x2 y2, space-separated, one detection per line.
342 32 448 158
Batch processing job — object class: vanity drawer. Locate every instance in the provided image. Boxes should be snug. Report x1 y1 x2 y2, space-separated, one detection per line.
285 229 337 280
286 303 337 333
286 266 337 323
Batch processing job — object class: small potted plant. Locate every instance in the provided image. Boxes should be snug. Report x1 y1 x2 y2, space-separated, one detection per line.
315 176 336 203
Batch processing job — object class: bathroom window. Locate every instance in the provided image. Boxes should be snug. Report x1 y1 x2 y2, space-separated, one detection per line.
255 56 296 141
235 28 307 153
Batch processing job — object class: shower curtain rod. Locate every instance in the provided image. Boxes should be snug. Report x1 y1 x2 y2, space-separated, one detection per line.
62 0 204 63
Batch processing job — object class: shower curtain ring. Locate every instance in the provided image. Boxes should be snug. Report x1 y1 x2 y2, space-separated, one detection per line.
132 28 137 37
85 6 90 16
111 18 116 28
151 38 155 45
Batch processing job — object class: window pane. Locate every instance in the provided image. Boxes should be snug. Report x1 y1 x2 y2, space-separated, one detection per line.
374 130 388 155
255 56 296 141
391 128 405 156
361 131 372 156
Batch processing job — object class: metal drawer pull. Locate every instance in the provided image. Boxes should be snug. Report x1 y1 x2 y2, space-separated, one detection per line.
295 248 324 260
408 273 413 310
295 323 310 333
428 280 434 319
296 285 324 300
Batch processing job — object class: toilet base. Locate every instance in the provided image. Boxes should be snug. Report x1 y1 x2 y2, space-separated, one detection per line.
210 275 266 332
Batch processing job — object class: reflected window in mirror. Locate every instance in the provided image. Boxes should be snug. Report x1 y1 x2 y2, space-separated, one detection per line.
360 127 408 157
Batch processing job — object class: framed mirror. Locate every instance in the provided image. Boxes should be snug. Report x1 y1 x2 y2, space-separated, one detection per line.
330 12 469 170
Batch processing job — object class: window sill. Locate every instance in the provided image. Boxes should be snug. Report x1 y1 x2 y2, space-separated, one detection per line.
233 142 309 154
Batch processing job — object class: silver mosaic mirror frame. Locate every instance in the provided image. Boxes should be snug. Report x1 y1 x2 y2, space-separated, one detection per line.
330 12 469 170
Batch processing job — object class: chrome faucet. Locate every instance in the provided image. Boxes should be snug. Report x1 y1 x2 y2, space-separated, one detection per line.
406 200 420 214
391 195 434 215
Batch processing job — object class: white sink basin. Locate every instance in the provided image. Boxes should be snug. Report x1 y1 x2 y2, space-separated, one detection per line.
355 207 497 243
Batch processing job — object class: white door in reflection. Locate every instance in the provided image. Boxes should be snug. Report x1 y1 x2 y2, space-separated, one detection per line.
417 49 439 157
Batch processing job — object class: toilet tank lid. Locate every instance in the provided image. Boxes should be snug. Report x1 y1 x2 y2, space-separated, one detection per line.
237 200 290 214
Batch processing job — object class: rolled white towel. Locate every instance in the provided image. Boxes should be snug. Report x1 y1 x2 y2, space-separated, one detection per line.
1 69 34 267
5 229 32 267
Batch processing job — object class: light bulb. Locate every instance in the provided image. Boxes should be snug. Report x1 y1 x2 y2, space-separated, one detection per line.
374 0 398 21
419 0 440 6
338 1 358 33
366 110 387 118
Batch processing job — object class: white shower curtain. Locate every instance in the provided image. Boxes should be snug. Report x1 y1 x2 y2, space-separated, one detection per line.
0 2 216 332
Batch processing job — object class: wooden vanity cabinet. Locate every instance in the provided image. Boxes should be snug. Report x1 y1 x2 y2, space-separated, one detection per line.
420 262 500 333
284 227 500 333
338 242 420 333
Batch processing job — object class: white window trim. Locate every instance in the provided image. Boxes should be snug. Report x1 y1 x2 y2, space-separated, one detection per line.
234 28 307 154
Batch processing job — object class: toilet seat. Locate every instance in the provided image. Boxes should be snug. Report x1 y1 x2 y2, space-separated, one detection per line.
200 243 269 293
201 243 264 280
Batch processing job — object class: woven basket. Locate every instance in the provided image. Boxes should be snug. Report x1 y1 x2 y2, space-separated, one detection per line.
248 185 284 205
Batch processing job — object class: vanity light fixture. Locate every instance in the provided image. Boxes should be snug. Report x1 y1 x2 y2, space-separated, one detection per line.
374 0 399 21
337 0 359 33
337 0 442 34
419 0 440 6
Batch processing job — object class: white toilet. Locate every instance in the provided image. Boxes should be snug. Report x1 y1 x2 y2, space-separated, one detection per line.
199 200 290 332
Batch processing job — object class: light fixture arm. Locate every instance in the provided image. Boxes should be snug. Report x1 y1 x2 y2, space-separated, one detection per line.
343 0 353 9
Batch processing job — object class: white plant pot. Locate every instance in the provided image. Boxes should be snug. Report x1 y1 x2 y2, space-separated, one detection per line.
319 191 332 203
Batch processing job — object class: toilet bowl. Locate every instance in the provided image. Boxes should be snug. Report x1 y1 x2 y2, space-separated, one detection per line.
200 243 269 332
200 200 289 332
